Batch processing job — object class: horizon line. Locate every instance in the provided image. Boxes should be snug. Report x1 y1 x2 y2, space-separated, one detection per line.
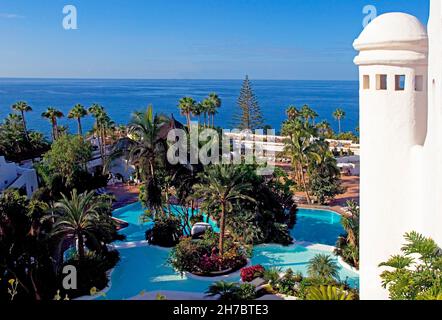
0 76 359 82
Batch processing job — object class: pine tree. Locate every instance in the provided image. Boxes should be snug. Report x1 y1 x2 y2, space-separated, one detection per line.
233 75 264 130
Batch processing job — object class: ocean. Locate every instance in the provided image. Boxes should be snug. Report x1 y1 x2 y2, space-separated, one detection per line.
0 78 359 137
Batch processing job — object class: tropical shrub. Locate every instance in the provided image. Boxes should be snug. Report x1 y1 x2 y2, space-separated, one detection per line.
307 254 340 281
335 131 359 144
236 283 257 300
335 201 360 269
168 237 205 275
306 285 354 300
169 232 247 275
240 265 265 282
0 112 50 162
205 282 257 301
379 232 442 300
262 268 281 285
37 135 92 188
145 216 183 247
0 189 120 301
0 190 57 301
206 281 239 301
60 251 120 299
274 269 298 296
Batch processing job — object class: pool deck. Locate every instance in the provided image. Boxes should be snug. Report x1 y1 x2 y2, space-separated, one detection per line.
107 183 141 209
295 175 359 216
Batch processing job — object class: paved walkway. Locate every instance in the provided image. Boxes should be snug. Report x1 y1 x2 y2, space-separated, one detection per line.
107 183 141 209
295 175 359 215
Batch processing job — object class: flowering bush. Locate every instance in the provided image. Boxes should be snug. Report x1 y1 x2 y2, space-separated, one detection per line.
169 232 247 275
240 265 265 282
199 254 223 272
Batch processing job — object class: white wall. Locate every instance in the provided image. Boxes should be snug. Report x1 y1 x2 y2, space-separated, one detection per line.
421 0 442 246
355 23 429 298
0 156 19 190
0 156 39 198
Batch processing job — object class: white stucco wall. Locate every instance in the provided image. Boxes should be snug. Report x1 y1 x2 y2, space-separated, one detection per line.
0 156 19 189
421 0 442 246
354 9 435 300
0 156 38 198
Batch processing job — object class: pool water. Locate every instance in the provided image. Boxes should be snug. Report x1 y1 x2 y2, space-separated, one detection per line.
292 209 345 246
113 202 219 242
102 204 358 300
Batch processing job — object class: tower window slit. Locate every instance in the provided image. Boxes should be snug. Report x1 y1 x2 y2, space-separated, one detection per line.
376 74 387 90
415 76 424 91
395 75 406 91
363 75 370 89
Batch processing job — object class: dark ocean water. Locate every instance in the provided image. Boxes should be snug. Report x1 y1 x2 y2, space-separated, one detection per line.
0 78 359 137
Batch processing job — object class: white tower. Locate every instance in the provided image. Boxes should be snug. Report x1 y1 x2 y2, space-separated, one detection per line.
354 13 429 300
422 0 442 245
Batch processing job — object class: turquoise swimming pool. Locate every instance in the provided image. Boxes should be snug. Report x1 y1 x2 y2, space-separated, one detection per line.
113 202 219 243
100 204 358 300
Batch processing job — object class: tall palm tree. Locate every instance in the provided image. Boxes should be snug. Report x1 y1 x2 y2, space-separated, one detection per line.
208 93 221 128
12 101 32 140
193 165 255 256
192 102 203 126
300 105 318 125
333 108 346 134
178 97 197 128
316 120 333 138
68 104 88 136
284 127 320 204
341 201 359 247
97 111 115 165
41 107 64 141
335 201 360 269
307 254 340 281
201 98 211 128
128 105 168 215
88 104 106 161
50 190 112 261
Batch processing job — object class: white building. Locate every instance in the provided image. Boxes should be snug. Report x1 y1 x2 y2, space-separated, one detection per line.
354 0 442 300
0 156 39 198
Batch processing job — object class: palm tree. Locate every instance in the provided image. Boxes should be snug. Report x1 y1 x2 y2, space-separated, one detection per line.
97 111 115 165
127 105 168 215
286 106 299 120
68 104 88 136
88 104 106 161
12 101 32 139
300 105 318 125
50 190 112 261
178 97 197 128
307 254 340 281
205 281 239 301
284 127 320 204
41 107 64 141
335 201 359 268
201 98 211 128
316 120 333 138
193 165 255 256
341 201 359 247
192 102 203 126
333 108 346 134
208 93 221 128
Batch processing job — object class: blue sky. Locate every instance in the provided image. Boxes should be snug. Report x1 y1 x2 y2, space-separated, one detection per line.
0 0 429 80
